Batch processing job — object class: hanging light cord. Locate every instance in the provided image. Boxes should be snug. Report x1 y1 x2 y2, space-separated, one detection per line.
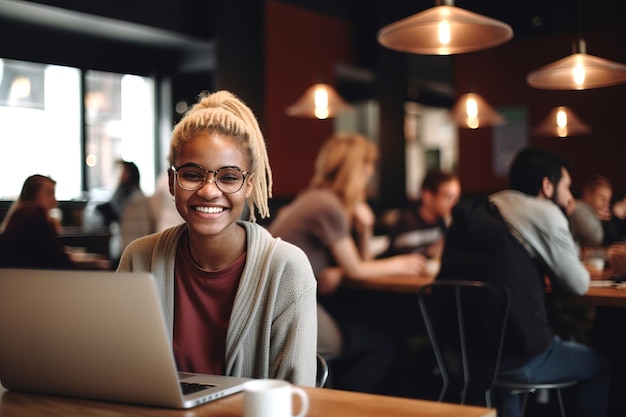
577 0 583 45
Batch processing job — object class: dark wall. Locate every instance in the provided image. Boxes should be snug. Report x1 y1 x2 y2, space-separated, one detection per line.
454 25 626 197
264 1 349 198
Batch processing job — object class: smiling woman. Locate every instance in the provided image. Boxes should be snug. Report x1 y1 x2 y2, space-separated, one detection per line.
116 90 318 387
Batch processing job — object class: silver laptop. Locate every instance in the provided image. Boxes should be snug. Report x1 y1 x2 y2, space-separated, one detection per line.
0 268 251 408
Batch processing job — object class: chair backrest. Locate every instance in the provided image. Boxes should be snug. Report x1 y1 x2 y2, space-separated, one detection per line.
417 280 510 408
316 353 329 388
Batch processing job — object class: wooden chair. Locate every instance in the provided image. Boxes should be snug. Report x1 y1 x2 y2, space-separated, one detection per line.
417 280 576 416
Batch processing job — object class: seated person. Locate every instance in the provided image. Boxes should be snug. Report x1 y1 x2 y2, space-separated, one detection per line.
0 174 74 269
605 192 626 244
382 169 460 259
85 160 149 266
269 133 423 394
437 148 609 417
569 174 613 248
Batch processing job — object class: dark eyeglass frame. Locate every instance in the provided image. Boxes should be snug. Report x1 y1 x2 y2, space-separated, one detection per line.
170 164 249 194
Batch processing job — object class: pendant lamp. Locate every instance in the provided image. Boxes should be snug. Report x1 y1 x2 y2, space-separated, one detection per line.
285 83 353 119
451 93 505 129
527 39 626 90
377 0 513 55
285 11 353 120
532 106 591 137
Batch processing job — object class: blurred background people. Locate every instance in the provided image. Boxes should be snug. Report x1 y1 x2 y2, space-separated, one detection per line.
268 133 423 394
151 170 184 232
382 169 460 260
84 160 154 267
0 174 74 269
438 148 609 417
605 192 626 245
569 174 613 248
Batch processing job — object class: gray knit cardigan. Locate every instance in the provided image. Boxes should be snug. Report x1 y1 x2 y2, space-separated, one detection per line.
117 221 318 386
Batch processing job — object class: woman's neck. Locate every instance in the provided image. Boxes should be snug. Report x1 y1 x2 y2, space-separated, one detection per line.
186 224 247 271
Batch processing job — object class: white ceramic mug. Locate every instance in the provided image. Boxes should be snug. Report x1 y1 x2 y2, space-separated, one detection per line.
584 257 605 272
424 258 441 276
243 379 309 417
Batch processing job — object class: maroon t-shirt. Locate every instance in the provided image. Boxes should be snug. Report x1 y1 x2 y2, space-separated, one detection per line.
172 236 245 374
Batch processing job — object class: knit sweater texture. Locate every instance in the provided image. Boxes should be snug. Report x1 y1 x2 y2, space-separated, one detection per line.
117 221 318 386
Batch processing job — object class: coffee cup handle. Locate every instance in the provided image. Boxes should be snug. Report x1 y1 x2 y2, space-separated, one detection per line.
291 387 309 417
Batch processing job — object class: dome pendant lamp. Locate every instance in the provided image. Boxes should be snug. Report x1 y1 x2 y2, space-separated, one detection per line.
285 11 353 119
377 0 513 55
451 93 506 129
532 106 591 138
285 83 353 119
527 39 626 90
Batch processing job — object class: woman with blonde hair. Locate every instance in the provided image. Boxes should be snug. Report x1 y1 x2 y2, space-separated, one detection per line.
0 174 73 269
117 90 317 386
269 133 423 393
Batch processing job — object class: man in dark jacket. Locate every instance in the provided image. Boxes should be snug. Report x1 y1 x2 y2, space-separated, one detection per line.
438 148 609 417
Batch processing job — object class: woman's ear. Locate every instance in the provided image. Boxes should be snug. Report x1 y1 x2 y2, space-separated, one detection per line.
244 173 255 198
540 176 554 199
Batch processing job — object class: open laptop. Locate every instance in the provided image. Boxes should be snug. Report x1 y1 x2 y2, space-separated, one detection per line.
0 268 251 408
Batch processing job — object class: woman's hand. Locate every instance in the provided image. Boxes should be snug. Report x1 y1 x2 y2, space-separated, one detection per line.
389 253 427 275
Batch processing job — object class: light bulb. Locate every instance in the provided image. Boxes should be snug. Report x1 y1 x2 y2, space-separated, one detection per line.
573 61 585 87
314 87 330 119
556 108 568 128
438 20 451 45
466 117 479 129
9 77 31 100
465 97 478 118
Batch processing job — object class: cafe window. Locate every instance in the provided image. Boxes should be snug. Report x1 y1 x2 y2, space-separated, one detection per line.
85 70 155 201
0 58 157 201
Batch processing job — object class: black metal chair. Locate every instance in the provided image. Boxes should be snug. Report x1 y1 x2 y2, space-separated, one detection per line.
417 280 576 416
316 353 329 388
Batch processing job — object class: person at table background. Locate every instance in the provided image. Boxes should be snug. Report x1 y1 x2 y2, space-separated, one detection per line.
117 90 317 386
569 174 614 249
437 147 609 417
589 188 626 417
109 161 151 266
84 159 156 269
150 170 184 232
0 174 74 269
604 191 626 245
381 168 461 260
268 133 423 394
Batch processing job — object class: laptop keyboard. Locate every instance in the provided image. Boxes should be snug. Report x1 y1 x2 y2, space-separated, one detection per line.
180 382 216 395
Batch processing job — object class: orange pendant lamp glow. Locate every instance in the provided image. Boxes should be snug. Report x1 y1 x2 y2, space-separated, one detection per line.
527 39 626 90
377 0 513 55
451 93 505 129
532 106 591 137
285 83 353 119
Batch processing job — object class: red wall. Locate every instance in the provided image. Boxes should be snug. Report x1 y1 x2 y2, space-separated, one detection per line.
455 26 626 196
264 1 353 198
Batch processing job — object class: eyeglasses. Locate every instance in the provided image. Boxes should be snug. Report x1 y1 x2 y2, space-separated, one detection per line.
171 164 249 194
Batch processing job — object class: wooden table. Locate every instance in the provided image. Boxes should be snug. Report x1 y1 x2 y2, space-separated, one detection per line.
560 282 626 308
0 385 496 417
343 274 435 293
344 273 626 308
68 252 111 270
